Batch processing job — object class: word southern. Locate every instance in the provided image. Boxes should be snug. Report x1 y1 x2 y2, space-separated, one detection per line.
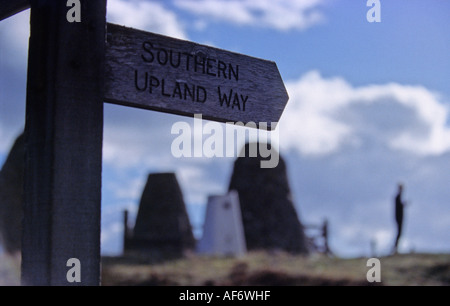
141 41 240 82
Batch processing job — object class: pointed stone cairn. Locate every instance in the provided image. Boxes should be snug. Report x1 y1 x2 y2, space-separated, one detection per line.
124 173 195 259
229 143 309 254
0 133 24 254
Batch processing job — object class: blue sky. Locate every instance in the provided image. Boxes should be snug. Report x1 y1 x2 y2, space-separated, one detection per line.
1 0 449 258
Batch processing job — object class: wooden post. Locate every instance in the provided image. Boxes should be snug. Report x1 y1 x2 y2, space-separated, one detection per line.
123 210 129 254
22 0 106 286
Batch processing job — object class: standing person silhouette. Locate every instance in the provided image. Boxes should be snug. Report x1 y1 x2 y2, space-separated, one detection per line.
393 183 407 254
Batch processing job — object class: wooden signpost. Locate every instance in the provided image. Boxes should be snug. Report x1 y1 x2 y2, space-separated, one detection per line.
1 0 289 286
104 24 288 128
21 0 105 286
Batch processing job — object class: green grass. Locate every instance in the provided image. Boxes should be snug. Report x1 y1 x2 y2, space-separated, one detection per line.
101 252 450 286
1 252 449 286
0 254 20 286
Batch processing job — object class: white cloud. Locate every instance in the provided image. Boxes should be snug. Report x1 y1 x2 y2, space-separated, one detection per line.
101 221 124 245
0 129 16 155
281 71 450 157
102 107 179 169
373 229 393 252
0 10 30 70
282 71 354 156
103 200 138 217
178 165 225 204
110 177 146 201
107 0 188 39
381 85 450 155
0 11 29 157
175 0 326 31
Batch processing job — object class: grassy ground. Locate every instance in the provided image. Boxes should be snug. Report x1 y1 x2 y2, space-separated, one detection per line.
0 254 20 286
1 252 449 286
101 252 450 286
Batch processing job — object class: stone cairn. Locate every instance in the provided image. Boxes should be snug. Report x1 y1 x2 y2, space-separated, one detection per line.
228 143 309 254
124 173 195 259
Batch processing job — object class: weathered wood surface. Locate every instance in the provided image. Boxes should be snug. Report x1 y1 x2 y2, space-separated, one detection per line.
0 0 30 21
22 0 106 286
104 23 289 128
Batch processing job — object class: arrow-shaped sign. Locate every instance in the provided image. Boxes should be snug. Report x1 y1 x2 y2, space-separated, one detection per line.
104 23 289 129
